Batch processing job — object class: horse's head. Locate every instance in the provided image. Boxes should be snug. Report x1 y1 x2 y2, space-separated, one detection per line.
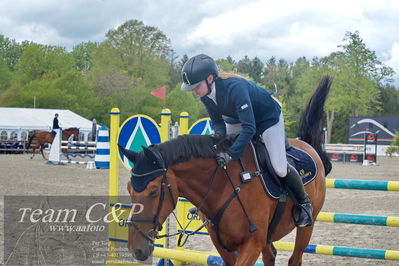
119 145 178 261
64 128 80 141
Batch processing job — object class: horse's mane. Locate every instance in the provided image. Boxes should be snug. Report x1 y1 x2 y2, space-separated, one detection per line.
151 134 225 166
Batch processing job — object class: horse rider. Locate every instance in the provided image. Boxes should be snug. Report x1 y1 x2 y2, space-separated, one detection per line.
180 54 313 227
52 113 60 138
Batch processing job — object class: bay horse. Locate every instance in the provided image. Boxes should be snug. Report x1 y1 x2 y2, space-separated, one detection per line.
26 128 79 160
119 76 332 266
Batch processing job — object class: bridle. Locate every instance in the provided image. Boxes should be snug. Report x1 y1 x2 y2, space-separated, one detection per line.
126 167 176 244
126 147 257 252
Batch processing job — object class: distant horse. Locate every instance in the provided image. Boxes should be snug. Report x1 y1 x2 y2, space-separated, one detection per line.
120 76 332 266
26 128 79 160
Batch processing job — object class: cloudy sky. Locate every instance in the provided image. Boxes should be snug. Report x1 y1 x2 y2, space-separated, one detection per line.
1 0 399 85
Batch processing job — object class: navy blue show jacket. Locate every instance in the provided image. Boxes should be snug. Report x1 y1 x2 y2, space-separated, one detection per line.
201 77 281 160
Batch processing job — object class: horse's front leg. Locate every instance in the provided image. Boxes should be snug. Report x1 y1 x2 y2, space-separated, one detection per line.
235 239 262 266
40 144 47 160
262 242 277 266
31 145 37 159
206 223 237 265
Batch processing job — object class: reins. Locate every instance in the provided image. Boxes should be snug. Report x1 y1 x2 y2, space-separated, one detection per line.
207 163 259 252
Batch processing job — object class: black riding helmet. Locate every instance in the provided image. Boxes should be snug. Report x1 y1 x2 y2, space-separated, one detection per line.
181 54 218 91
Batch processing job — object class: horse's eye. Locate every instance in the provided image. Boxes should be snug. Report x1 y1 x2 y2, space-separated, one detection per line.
149 188 158 198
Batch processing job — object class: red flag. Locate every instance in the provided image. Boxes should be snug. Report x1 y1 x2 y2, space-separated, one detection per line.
151 86 166 100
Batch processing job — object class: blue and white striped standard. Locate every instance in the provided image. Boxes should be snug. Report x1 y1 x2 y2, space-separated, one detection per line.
95 125 110 169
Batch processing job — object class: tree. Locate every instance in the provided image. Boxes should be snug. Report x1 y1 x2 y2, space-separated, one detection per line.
386 132 399 157
0 56 12 91
377 84 399 116
339 31 395 84
322 31 394 142
236 56 264 83
236 56 252 75
250 57 264 83
167 49 181 90
0 35 29 71
15 44 73 85
71 42 98 71
263 57 291 97
178 54 189 70
292 32 396 143
14 70 98 118
216 58 234 72
104 19 171 89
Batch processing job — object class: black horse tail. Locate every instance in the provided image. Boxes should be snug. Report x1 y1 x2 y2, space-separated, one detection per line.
26 132 36 150
298 75 332 176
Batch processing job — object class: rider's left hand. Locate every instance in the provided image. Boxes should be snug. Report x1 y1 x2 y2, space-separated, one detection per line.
216 152 232 167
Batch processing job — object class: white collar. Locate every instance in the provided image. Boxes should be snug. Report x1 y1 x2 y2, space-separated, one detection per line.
206 82 217 104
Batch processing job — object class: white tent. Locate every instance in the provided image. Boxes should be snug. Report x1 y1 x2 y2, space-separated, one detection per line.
0 107 95 141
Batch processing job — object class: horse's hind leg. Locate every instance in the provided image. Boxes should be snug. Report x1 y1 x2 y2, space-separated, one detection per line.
288 225 314 266
261 243 277 266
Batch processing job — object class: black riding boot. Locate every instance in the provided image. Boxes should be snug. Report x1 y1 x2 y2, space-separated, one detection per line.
282 164 313 227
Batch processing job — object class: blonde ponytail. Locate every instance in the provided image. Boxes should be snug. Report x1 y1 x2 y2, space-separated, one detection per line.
218 71 251 80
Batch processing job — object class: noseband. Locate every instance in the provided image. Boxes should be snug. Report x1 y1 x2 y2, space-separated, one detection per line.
127 168 176 244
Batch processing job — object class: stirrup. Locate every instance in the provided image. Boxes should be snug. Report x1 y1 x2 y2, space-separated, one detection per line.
292 202 313 227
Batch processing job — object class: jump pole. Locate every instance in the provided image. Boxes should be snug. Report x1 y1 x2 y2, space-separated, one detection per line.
107 108 120 264
326 178 399 191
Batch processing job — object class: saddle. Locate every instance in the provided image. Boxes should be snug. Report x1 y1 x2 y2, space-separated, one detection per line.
250 135 317 199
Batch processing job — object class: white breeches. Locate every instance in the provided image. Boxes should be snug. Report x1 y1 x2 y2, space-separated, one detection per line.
225 112 287 177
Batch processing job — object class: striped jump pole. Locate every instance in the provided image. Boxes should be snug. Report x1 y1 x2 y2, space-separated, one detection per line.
152 242 399 265
62 146 96 151
153 248 264 266
61 140 97 145
326 178 399 191
317 212 399 227
60 160 90 165
274 241 399 261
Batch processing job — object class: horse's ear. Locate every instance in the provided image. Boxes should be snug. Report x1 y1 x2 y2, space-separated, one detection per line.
142 146 159 164
118 145 138 163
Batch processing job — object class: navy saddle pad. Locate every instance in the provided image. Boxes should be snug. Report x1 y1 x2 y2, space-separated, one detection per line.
260 146 318 199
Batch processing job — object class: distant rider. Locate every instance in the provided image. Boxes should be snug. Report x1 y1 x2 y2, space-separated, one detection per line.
52 113 60 138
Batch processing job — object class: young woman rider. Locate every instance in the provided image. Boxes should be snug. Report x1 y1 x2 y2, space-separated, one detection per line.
181 54 312 227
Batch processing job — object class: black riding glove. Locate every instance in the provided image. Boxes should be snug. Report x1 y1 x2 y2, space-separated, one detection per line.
216 152 232 167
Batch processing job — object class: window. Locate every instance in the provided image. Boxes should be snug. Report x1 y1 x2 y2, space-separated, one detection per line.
21 131 28 141
1 131 7 140
10 131 18 140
